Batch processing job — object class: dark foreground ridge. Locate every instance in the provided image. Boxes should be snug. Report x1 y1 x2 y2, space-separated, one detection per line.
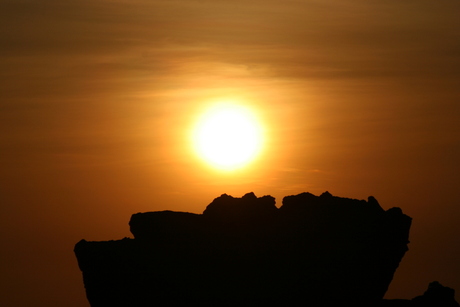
74 192 458 306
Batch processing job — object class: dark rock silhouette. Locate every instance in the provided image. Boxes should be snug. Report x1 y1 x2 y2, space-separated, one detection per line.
411 281 460 306
74 192 454 306
381 282 460 306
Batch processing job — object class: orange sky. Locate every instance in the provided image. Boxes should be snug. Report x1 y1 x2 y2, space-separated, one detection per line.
1 1 460 305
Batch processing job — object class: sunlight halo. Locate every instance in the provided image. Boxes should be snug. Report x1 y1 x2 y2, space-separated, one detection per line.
192 102 264 171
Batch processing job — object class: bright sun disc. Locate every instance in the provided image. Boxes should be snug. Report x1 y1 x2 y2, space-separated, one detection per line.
193 103 263 170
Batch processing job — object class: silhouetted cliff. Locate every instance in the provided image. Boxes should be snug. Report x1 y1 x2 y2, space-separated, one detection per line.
74 191 451 306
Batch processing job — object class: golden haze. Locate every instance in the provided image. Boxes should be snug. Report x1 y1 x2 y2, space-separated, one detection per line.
0 0 460 306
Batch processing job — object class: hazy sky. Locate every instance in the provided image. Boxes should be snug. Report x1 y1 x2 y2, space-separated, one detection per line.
1 0 460 305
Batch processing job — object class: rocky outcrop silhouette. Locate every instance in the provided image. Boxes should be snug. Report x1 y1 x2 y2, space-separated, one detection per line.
74 191 453 306
381 282 460 306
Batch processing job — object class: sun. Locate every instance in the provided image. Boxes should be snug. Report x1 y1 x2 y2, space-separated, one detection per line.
192 103 264 171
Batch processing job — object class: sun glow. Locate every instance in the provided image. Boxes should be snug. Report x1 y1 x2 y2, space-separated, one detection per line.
192 103 264 171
